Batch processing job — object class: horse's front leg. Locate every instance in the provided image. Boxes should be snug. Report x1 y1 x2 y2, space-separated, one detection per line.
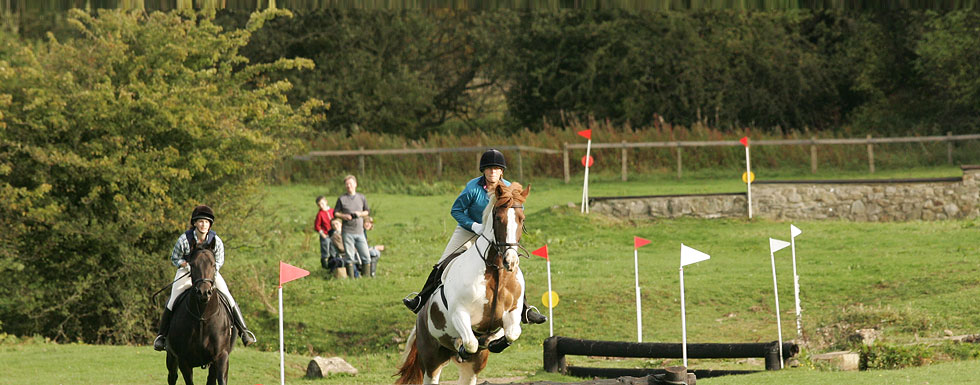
178 361 195 385
502 298 523 343
210 352 229 385
166 352 179 385
450 308 479 356
486 306 522 353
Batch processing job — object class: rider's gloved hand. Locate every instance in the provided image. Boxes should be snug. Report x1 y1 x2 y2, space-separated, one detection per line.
470 223 484 234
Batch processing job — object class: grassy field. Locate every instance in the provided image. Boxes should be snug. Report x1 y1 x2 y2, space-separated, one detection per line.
3 166 980 384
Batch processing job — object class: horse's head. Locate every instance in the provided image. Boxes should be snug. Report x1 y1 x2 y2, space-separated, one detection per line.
187 247 217 303
490 182 530 272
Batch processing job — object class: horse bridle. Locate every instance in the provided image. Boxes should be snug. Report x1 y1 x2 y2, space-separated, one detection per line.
477 205 530 269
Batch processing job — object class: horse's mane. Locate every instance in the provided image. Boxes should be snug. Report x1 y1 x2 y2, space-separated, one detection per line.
481 182 525 225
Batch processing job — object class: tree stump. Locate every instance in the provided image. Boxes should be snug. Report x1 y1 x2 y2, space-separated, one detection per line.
305 356 358 378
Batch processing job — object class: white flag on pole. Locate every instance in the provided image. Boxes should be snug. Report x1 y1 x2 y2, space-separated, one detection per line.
769 238 790 253
790 224 802 238
680 244 710 266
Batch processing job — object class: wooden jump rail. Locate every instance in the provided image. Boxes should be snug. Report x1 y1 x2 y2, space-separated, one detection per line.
543 336 799 380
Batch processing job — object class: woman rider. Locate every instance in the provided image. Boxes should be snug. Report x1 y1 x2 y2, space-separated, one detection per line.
153 205 257 351
402 149 546 324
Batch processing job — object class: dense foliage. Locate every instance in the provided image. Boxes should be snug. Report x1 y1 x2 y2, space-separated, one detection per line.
210 8 980 137
0 9 319 343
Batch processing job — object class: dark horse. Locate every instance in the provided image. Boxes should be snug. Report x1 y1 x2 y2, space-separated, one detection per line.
165 246 235 385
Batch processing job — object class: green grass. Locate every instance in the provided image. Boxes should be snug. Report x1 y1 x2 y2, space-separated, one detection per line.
4 166 980 384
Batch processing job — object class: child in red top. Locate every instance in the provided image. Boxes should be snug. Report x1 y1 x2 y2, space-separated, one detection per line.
314 196 335 263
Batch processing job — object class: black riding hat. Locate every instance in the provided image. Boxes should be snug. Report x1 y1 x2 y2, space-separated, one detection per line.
190 205 215 225
479 149 507 171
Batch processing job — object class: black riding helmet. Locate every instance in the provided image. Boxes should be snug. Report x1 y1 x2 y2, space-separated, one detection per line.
479 149 507 172
190 205 215 226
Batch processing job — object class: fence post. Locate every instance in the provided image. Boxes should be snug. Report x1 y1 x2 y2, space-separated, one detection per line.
867 134 875 174
765 342 782 371
437 154 443 178
476 142 482 171
676 144 683 179
621 140 628 182
947 131 953 164
810 137 817 174
517 148 524 182
358 146 365 177
543 336 565 374
563 142 570 184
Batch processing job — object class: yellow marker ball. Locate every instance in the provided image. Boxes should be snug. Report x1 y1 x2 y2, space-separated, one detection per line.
541 291 560 308
742 171 755 183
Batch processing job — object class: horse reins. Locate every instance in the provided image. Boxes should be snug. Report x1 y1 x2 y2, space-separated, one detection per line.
150 271 190 303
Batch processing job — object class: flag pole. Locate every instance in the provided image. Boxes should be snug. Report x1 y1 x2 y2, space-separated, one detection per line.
278 285 285 385
581 138 592 214
546 257 554 337
791 225 802 339
634 248 642 342
744 138 752 219
679 265 688 368
769 248 784 369
277 261 310 385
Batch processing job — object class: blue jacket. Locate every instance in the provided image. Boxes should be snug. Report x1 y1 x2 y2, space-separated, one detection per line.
451 176 510 230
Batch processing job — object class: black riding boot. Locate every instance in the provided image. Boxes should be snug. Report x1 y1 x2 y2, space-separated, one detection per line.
231 304 257 347
402 265 441 313
153 308 173 351
521 298 547 324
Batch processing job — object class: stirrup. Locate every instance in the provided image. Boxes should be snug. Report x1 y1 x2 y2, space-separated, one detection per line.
524 305 547 324
241 330 257 347
403 292 423 313
403 292 420 301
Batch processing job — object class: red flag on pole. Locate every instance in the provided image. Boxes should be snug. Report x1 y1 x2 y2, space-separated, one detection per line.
279 261 309 286
739 136 749 147
577 129 592 140
532 245 549 260
634 236 651 249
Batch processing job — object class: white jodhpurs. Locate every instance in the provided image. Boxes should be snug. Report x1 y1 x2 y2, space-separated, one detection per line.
439 226 479 263
165 265 237 310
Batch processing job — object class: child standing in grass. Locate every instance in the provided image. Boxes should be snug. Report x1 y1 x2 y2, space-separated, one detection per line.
314 196 336 268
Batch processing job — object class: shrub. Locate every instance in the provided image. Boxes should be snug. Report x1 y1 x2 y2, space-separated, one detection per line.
0 9 320 343
860 343 933 370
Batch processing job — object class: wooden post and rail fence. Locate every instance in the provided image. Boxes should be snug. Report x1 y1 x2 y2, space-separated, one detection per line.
293 133 980 182
543 336 798 380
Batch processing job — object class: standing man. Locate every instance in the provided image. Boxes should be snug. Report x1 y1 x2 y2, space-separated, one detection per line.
335 175 371 278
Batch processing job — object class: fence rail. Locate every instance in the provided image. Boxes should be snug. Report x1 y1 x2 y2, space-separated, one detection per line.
294 145 558 181
562 132 980 182
293 133 980 182
543 336 798 379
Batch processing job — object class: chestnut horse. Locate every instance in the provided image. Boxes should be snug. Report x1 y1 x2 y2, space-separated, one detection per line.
165 246 235 385
397 183 530 385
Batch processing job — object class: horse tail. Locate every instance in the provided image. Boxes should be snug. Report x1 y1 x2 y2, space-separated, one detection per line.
395 325 422 385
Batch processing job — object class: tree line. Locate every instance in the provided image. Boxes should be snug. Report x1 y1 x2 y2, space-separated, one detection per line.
212 8 980 138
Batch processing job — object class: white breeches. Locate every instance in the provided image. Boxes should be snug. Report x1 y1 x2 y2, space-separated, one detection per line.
440 226 479 262
166 265 237 310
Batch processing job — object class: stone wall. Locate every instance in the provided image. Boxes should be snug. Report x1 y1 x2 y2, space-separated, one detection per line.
589 166 980 221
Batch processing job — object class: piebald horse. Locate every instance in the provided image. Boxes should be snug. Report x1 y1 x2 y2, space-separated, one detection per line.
396 182 530 385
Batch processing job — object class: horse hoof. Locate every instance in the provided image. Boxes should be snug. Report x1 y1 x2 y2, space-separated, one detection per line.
457 344 473 360
487 337 511 353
